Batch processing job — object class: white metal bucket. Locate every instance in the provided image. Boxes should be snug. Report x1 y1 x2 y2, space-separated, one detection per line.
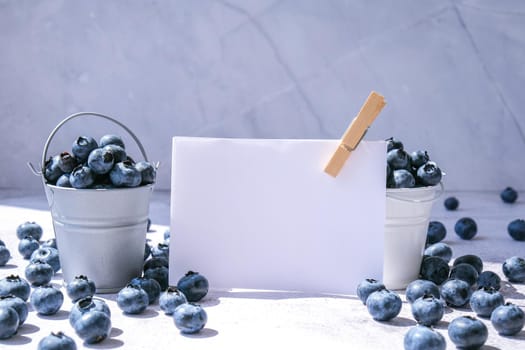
384 184 442 290
29 112 155 293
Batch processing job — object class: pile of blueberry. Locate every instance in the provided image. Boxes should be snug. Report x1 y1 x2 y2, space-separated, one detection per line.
386 137 442 188
44 134 156 189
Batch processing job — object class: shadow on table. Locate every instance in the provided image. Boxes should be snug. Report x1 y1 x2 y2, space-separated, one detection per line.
500 282 525 300
209 289 359 302
181 328 219 339
0 334 32 345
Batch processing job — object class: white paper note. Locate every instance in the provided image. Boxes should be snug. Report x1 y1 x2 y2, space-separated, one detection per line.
170 137 386 294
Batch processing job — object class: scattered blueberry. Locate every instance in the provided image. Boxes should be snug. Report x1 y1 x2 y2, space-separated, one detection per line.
440 279 472 307
69 165 95 189
444 196 459 210
173 303 207 334
144 242 151 260
470 287 505 318
30 284 64 315
426 221 447 245
388 169 415 188
147 218 152 232
366 289 402 321
129 277 161 305
135 161 156 185
404 325 446 350
116 284 149 314
72 136 98 163
410 294 444 326
25 260 54 286
416 161 442 186
30 247 60 273
177 271 209 302
69 296 111 327
502 256 525 283
109 161 142 187
38 331 77 350
500 187 518 204
477 271 501 290
490 302 525 336
0 275 31 301
18 235 40 259
0 306 19 339
453 254 483 275
143 259 169 291
405 279 440 304
57 152 78 173
0 245 11 266
454 217 478 240
449 263 479 287
73 310 112 344
356 278 386 305
507 219 525 241
419 256 450 285
448 316 488 349
0 294 28 325
16 221 43 240
160 286 188 315
87 148 115 174
424 243 452 263
66 275 96 303
151 243 169 260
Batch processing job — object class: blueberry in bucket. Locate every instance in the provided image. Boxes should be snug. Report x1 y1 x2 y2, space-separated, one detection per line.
72 136 98 163
110 161 141 187
87 148 115 175
99 134 125 149
388 169 415 188
416 161 442 186
69 165 95 189
386 148 410 170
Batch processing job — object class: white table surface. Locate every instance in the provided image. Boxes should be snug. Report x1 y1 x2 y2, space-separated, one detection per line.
0 189 524 349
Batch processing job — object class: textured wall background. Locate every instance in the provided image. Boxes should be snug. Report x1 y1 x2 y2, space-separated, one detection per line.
1 0 524 192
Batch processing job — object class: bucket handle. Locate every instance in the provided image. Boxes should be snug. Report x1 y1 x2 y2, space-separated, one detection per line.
386 182 444 203
28 112 150 176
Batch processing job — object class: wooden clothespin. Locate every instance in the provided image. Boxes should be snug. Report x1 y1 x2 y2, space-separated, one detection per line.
324 91 386 177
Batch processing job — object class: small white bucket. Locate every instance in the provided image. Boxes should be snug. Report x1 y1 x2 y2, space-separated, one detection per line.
383 184 442 290
30 112 155 293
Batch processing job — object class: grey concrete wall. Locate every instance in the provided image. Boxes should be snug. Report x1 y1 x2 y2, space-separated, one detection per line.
1 0 524 192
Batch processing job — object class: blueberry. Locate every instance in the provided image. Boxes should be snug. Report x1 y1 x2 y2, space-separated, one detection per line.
404 325 446 350
405 279 440 304
151 243 169 259
490 302 525 336
143 256 169 271
0 275 31 301
30 284 64 315
419 256 450 285
44 155 64 184
73 310 111 344
409 150 429 169
57 152 78 173
87 148 115 175
411 294 444 326
440 279 472 307
69 296 111 327
173 303 207 334
30 247 60 273
454 217 478 240
477 271 501 290
502 256 525 283
16 221 43 240
453 254 483 274
388 169 415 188
444 196 459 210
416 161 442 187
147 218 152 232
0 295 28 325
163 229 171 241
448 316 488 349
72 136 98 163
449 263 479 287
426 221 447 245
0 306 19 339
366 289 402 321
470 287 505 318
387 149 411 170
38 331 77 350
177 271 209 302
129 277 161 305
25 260 54 286
0 245 11 266
109 161 142 187
144 266 169 291
356 278 386 305
500 186 518 203
103 144 126 163
135 161 156 185
69 165 95 189
116 284 149 314
507 219 525 241
424 243 452 263
55 174 72 187
385 137 404 152
160 286 188 315
66 275 96 303
144 242 151 260
99 134 125 149
18 235 40 259
41 238 57 250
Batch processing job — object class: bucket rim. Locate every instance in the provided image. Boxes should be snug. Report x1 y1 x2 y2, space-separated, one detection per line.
386 183 441 193
386 182 443 203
